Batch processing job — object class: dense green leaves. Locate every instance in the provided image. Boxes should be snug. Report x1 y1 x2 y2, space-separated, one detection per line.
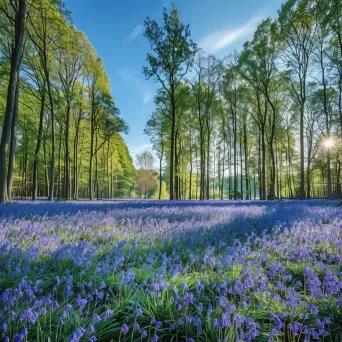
0 0 133 202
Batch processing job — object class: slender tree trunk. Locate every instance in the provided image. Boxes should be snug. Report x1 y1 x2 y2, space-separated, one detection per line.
233 115 237 200
243 121 249 200
73 130 79 200
89 102 95 200
275 141 279 199
57 125 62 201
254 172 256 199
337 157 341 198
200 130 205 200
47 74 55 201
218 145 221 200
169 89 176 200
228 141 232 200
106 140 110 198
21 154 28 199
188 134 192 200
0 0 26 203
95 132 99 200
258 130 262 200
7 79 20 201
158 140 164 200
195 141 199 200
43 133 49 198
299 104 305 199
174 130 180 200
32 91 46 200
240 134 243 200
221 140 225 200
64 104 71 199
327 147 332 199
206 126 210 200
110 151 113 198
261 125 266 200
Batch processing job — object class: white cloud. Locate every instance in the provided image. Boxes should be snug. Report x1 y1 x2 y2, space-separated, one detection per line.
129 143 159 167
142 89 153 104
199 15 263 54
130 143 153 156
118 67 153 105
126 24 143 43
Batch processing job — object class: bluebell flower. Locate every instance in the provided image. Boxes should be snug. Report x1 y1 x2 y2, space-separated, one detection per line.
93 314 101 324
104 309 113 320
121 324 129 334
151 333 159 342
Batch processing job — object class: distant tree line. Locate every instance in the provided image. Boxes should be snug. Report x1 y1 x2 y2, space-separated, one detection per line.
0 0 134 203
143 1 342 200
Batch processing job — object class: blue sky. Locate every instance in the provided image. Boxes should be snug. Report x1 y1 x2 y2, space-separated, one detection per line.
64 0 283 160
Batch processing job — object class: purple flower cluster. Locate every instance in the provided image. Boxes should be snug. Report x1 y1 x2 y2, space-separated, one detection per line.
0 199 341 340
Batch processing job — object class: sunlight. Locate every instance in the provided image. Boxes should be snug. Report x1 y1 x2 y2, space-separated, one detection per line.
323 138 334 149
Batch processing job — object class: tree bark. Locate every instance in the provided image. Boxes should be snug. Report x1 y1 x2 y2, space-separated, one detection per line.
7 79 20 201
0 0 26 203
32 91 46 200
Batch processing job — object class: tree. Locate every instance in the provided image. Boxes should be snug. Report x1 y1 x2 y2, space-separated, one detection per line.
236 18 283 200
144 109 168 199
0 0 26 203
0 0 134 203
278 0 317 199
135 151 157 199
143 4 197 200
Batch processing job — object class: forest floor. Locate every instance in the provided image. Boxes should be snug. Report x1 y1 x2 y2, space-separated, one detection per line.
0 200 342 341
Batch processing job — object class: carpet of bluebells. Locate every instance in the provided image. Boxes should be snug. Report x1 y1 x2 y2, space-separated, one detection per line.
1 200 342 342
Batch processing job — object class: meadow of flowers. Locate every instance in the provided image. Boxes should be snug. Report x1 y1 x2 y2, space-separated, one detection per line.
0 199 342 342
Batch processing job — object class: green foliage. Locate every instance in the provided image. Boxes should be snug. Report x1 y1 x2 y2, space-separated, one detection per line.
0 0 134 200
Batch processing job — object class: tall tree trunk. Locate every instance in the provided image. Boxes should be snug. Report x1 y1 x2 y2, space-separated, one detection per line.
233 114 237 200
7 79 20 201
195 141 199 200
200 130 205 200
221 140 225 200
337 155 341 198
169 89 176 200
327 147 332 199
64 104 71 199
73 130 79 200
47 75 55 201
218 145 221 200
228 142 232 199
95 132 99 200
188 134 192 200
299 104 305 199
89 101 95 200
240 134 243 200
32 91 46 200
106 140 110 198
258 129 262 200
159 143 164 200
0 0 26 203
243 121 249 200
174 130 179 200
57 125 62 201
261 125 266 200
43 132 49 198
